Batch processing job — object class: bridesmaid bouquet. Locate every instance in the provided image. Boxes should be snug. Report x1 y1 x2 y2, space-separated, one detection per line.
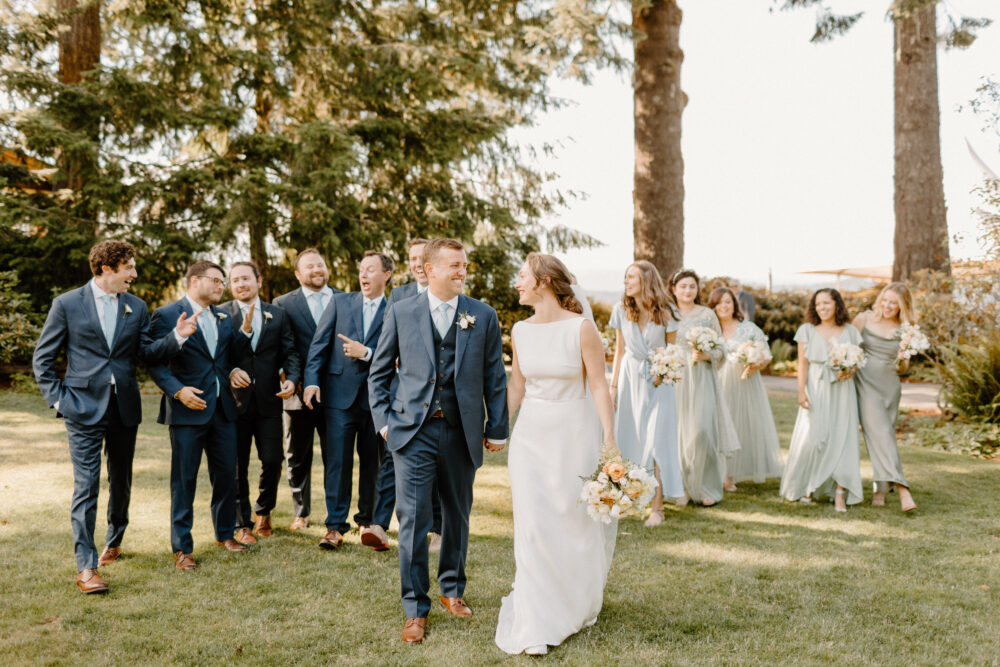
685 326 723 356
827 341 866 382
729 340 772 380
896 323 930 360
648 344 685 386
580 455 657 524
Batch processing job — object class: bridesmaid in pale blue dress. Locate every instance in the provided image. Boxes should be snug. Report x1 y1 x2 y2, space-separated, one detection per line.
609 261 683 526
709 287 782 488
669 270 741 506
779 289 864 512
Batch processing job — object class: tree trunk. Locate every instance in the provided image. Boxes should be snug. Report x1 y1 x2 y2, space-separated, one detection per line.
633 0 685 281
893 3 950 280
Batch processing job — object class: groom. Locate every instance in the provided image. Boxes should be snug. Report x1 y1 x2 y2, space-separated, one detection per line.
369 238 509 644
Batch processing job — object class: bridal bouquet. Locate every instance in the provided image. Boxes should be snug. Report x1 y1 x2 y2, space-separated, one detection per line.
895 323 930 361
648 344 684 386
729 340 772 380
827 341 866 382
685 326 723 357
580 454 657 524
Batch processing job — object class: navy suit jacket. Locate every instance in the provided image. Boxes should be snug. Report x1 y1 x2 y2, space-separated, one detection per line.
304 292 386 411
221 299 301 417
33 284 180 427
147 298 251 425
387 281 420 305
368 292 509 467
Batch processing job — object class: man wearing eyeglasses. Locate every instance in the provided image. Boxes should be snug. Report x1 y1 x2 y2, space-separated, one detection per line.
147 261 254 570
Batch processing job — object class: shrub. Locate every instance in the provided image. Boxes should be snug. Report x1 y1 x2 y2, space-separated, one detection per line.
0 271 42 366
910 268 1000 357
936 334 1000 423
900 417 1000 460
589 298 612 332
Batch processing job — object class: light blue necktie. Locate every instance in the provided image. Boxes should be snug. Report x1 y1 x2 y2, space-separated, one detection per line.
309 292 324 324
434 303 451 338
102 294 117 349
363 300 376 339
200 309 217 358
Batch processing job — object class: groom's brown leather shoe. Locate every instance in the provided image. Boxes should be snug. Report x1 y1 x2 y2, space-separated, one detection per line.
235 528 257 546
98 546 122 567
174 552 196 570
440 596 473 617
215 539 248 552
318 529 343 550
254 514 273 537
402 617 427 643
76 568 108 594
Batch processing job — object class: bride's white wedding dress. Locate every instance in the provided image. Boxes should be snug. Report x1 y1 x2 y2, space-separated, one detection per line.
494 317 617 655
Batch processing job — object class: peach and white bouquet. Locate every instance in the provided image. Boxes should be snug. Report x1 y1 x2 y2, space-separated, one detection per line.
895 323 930 361
729 340 772 380
685 326 723 356
827 341 866 381
648 344 685 386
580 454 657 524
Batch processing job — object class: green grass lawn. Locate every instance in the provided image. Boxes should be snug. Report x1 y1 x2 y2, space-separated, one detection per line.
1 387 998 665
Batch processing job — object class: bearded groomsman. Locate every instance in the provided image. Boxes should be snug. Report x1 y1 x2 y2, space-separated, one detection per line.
222 261 300 544
33 240 182 593
147 261 254 570
273 248 339 531
303 251 391 550
366 238 443 552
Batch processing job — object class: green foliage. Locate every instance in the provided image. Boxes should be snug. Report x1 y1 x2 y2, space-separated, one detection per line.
909 268 1000 358
936 335 1000 424
589 298 613 332
749 288 808 350
7 372 40 394
0 271 42 365
770 339 795 365
901 416 1000 459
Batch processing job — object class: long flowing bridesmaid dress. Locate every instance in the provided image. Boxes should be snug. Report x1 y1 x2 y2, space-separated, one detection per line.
855 326 908 492
674 306 740 503
779 323 864 505
610 304 684 498
718 320 782 483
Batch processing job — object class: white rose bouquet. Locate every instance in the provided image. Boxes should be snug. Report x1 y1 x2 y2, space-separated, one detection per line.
648 344 685 386
895 323 930 361
685 326 723 357
827 341 866 382
580 454 657 524
729 340 772 380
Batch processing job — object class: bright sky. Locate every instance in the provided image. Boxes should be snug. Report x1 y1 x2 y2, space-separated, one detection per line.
519 0 1000 292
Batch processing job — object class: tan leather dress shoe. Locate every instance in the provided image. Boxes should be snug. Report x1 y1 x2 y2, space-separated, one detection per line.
318 529 343 550
215 539 248 552
235 528 257 545
98 546 122 567
440 596 473 617
254 515 273 537
360 525 390 551
402 617 427 643
289 516 309 531
76 568 108 594
174 552 196 571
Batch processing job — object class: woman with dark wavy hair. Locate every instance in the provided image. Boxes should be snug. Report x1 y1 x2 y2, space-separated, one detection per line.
780 288 863 512
608 261 683 526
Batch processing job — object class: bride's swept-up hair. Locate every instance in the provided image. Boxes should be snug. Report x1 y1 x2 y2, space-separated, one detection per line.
623 260 674 325
525 253 584 315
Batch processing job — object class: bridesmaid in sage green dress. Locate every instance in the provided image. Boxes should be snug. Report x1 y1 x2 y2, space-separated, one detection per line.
709 287 782 487
669 270 740 506
852 282 917 512
780 288 863 512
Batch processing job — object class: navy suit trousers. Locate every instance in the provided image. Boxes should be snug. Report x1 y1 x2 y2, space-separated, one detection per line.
284 408 326 519
394 417 476 618
64 395 137 571
322 395 380 533
235 395 284 529
372 452 442 534
168 409 237 553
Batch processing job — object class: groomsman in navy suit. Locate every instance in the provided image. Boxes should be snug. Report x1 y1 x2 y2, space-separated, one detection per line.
369 238 508 643
303 251 392 549
33 240 181 593
366 238 443 552
147 261 254 570
222 261 300 544
273 248 339 530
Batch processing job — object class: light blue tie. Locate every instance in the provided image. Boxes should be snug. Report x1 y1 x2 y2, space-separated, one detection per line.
309 293 324 324
435 303 451 338
200 309 217 357
363 300 375 339
102 294 117 349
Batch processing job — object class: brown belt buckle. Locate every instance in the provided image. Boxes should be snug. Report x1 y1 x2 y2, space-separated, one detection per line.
431 409 445 419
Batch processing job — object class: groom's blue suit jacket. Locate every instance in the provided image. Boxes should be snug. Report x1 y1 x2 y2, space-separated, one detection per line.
368 292 508 468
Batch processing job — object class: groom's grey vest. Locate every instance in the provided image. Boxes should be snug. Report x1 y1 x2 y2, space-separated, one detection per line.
428 311 460 428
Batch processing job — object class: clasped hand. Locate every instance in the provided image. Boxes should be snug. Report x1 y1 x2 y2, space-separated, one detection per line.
484 437 506 453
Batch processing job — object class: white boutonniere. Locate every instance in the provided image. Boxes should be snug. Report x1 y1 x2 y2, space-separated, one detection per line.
458 312 476 330
263 311 273 321
123 304 133 316
216 312 227 321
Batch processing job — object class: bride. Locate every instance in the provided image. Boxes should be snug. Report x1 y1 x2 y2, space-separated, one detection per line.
494 253 619 656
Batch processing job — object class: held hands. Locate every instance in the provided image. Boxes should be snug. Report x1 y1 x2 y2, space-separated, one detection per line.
836 368 857 382
175 309 202 338
302 386 320 409
797 389 810 410
484 437 506 453
176 386 207 410
337 334 368 359
241 302 255 335
230 369 252 389
276 379 295 399
691 350 710 364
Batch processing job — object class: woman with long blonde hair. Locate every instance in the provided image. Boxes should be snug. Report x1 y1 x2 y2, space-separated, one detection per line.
609 261 683 525
852 282 917 511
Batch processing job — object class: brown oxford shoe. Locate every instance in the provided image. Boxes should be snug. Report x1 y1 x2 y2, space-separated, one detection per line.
174 552 196 571
402 617 427 643
360 525 390 552
318 529 343 550
254 514 273 537
289 516 309 531
76 568 108 594
440 596 473 617
98 546 122 567
215 539 248 552
234 528 257 546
